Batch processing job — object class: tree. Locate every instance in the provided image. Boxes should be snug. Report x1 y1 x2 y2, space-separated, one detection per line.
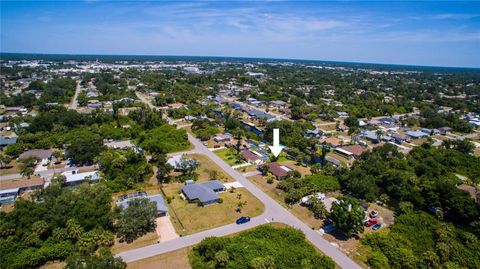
19 157 37 179
0 153 12 168
310 163 322 174
116 198 157 242
214 250 230 267
177 158 199 180
65 129 104 165
309 197 328 219
153 153 173 185
329 197 365 237
250 256 275 269
344 116 359 135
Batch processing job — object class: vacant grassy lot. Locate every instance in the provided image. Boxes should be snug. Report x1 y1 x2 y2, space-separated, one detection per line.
184 154 234 183
111 231 159 254
127 247 192 269
162 183 264 235
214 148 243 166
0 159 20 175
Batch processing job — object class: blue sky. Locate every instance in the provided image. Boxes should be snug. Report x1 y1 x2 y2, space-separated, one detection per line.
1 1 479 67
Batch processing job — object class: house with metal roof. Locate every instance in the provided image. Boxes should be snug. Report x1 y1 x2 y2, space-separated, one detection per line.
61 170 99 186
182 180 226 205
406 130 429 139
117 193 169 217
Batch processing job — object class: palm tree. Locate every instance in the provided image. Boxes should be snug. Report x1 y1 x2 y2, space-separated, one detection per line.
376 129 383 144
0 153 12 169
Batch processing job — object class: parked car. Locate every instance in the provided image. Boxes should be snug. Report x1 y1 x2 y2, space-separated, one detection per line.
365 219 378 227
236 216 251 225
370 210 378 218
372 223 382 231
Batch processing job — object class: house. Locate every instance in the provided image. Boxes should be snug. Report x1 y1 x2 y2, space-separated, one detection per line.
306 129 321 138
406 130 429 139
117 191 169 217
0 177 45 204
438 127 452 135
19 149 53 164
104 140 134 150
300 193 325 205
166 155 196 171
0 136 17 147
457 184 478 202
335 145 368 159
241 150 262 165
378 117 396 127
265 162 292 180
0 189 19 205
214 134 231 143
181 180 226 205
420 128 440 135
337 112 348 117
319 137 343 148
391 133 409 144
61 170 99 186
325 156 342 167
270 100 287 109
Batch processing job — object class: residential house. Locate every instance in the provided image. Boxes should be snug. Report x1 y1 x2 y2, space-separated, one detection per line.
104 140 134 150
269 100 287 109
319 137 343 148
265 162 292 180
214 134 232 143
406 130 429 139
117 191 168 217
335 145 368 159
181 180 226 205
391 133 409 144
19 149 53 165
241 150 262 165
61 170 99 186
0 177 45 204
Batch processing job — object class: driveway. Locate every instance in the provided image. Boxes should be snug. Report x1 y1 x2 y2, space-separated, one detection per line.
156 216 179 242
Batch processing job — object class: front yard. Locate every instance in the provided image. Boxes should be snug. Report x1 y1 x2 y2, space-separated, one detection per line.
162 182 264 235
213 148 244 166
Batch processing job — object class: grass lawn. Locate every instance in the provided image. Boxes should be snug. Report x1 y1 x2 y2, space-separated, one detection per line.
276 160 312 176
127 247 192 269
327 152 352 167
162 183 264 235
213 148 243 166
111 231 159 254
0 159 20 175
184 153 235 183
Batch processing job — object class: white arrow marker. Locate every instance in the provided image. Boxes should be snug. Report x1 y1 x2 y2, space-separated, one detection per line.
269 128 285 157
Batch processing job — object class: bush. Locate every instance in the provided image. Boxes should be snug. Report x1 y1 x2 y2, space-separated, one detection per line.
266 178 274 184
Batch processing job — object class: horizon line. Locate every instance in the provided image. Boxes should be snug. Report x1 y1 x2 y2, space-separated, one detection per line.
1 51 479 70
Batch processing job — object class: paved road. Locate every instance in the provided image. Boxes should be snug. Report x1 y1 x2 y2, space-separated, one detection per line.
120 93 362 269
70 81 82 109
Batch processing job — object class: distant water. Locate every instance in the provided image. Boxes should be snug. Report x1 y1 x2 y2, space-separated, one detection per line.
1 52 479 72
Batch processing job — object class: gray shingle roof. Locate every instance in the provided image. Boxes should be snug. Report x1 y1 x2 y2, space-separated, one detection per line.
182 180 225 204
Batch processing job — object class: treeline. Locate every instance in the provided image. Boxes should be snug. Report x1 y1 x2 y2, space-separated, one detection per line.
362 211 480 269
0 184 124 269
339 143 480 228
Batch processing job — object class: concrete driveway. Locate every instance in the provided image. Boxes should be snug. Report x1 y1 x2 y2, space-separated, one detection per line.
156 216 179 243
